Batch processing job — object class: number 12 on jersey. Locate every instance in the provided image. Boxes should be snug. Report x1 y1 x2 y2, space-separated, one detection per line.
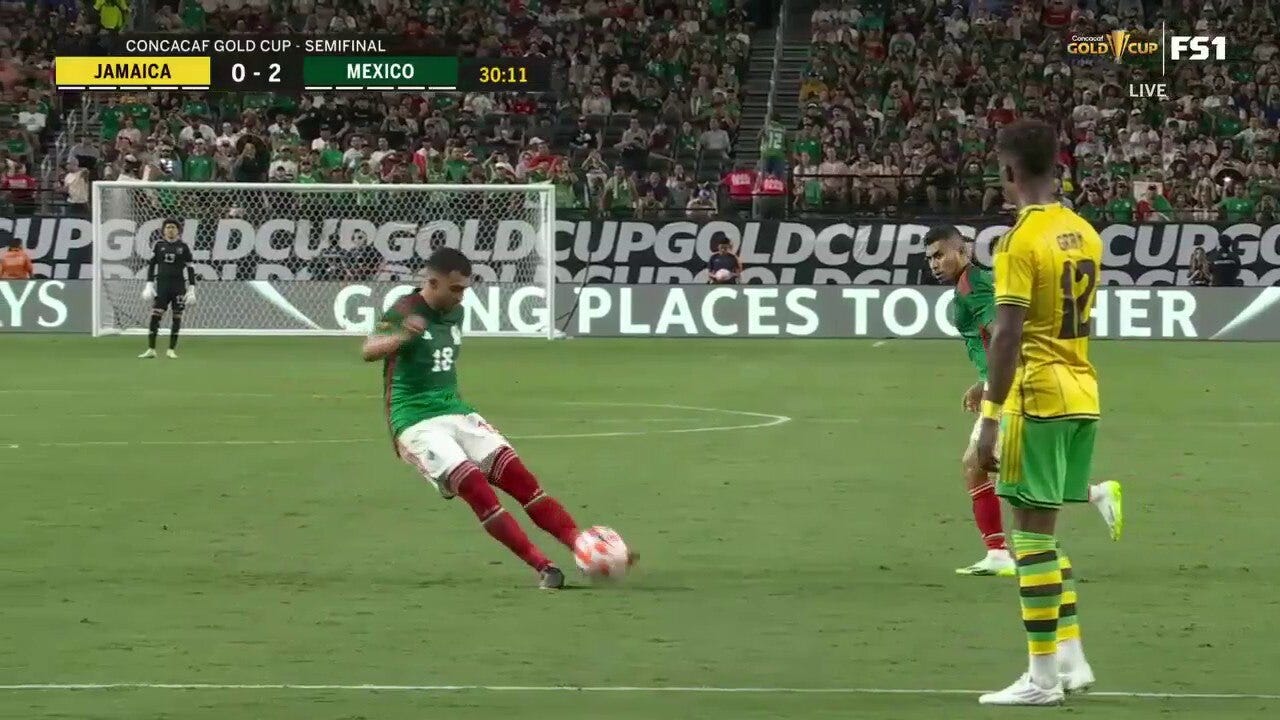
1058 259 1098 339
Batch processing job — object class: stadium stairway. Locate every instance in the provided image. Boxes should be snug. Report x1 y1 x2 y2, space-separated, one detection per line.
733 0 815 168
732 30 780 167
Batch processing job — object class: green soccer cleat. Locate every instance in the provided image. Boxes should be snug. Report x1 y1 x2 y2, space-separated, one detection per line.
1092 480 1124 541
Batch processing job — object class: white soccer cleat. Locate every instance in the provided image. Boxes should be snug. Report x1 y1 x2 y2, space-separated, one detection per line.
166 349 179 359
1091 480 1124 541
1059 662 1096 694
138 349 157 359
955 549 1016 577
978 673 1065 706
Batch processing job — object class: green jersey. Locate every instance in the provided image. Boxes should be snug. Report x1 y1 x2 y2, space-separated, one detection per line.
1219 196 1255 222
184 154 215 181
379 293 474 437
1107 196 1135 221
100 105 124 140
761 122 787 159
319 146 344 169
950 264 994 381
125 102 153 132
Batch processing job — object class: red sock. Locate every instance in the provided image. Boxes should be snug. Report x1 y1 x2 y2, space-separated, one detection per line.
969 479 1007 551
452 463 550 571
488 447 580 550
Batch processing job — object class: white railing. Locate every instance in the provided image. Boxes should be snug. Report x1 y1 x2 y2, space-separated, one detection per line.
762 0 788 127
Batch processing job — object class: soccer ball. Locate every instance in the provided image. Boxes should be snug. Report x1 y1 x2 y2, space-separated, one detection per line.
712 268 733 282
573 526 630 578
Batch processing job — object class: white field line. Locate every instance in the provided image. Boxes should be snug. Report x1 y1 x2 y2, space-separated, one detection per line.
4 403 791 449
0 389 375 400
0 683 1276 700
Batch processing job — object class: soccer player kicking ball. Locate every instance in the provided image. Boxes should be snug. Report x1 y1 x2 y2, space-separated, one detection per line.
924 226 1123 578
139 218 195 359
361 247 590 590
973 120 1104 706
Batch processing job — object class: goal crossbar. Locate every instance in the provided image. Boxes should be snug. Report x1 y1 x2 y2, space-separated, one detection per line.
91 180 558 338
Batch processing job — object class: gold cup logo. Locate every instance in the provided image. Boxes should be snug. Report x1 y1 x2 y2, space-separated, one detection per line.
1109 30 1131 61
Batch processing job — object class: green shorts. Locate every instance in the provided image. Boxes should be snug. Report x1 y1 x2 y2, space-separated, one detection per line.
996 415 1097 509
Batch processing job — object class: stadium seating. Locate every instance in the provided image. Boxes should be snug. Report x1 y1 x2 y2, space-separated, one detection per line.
3 0 1277 222
9 0 761 219
787 0 1279 220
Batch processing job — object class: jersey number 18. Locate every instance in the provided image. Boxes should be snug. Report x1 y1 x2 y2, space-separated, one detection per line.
431 347 455 372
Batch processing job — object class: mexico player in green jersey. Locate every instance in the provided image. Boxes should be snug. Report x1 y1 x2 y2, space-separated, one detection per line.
925 226 1123 579
362 248 598 590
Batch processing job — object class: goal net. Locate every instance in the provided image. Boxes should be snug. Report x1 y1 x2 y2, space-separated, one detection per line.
90 180 557 337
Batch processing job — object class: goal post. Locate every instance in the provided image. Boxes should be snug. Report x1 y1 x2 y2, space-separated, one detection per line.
90 180 558 338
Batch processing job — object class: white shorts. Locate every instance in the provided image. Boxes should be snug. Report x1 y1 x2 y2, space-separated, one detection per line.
963 415 1002 466
396 413 510 498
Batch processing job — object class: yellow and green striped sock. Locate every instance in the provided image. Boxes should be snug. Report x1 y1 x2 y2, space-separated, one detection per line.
1056 552 1080 644
1013 530 1062 658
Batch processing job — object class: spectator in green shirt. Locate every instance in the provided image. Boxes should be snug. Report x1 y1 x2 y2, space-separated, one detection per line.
1217 182 1256 222
1076 189 1106 224
319 141 344 171
1106 187 1136 222
551 163 583 209
180 0 205 30
5 128 32 165
295 158 320 183
183 140 215 181
443 147 471 182
100 99 124 141
122 96 154 133
760 120 788 176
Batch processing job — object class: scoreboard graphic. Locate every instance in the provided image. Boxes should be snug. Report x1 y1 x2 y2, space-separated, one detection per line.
54 35 551 93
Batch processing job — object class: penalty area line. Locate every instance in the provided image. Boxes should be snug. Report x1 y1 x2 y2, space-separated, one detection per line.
0 684 1276 700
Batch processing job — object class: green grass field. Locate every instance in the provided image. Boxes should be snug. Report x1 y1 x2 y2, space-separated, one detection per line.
3 336 1279 719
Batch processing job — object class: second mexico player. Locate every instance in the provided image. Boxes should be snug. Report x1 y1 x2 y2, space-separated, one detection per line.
925 226 1122 578
973 120 1106 706
361 247 623 590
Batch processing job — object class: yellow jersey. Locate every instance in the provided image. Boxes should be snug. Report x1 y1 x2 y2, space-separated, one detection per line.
992 203 1102 420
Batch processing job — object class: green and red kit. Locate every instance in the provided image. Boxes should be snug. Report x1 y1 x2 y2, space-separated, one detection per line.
950 264 995 382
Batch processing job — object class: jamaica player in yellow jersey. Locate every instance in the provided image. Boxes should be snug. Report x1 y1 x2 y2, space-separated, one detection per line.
973 120 1108 706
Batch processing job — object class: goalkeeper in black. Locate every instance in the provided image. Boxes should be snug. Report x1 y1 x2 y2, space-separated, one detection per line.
139 218 196 359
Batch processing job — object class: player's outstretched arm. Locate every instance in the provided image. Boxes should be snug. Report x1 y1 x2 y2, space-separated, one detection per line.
361 332 408 362
361 314 425 362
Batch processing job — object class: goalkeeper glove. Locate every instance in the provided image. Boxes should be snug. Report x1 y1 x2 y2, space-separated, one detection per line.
184 286 196 306
141 282 155 301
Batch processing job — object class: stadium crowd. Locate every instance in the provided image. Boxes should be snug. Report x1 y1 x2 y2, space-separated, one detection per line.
1 0 1277 223
791 0 1280 221
1 0 764 219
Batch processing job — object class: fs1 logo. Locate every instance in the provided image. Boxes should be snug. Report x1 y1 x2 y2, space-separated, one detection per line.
1169 36 1228 60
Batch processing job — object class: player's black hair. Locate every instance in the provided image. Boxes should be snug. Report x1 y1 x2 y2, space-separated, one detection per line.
995 119 1058 180
924 225 963 247
162 218 181 231
425 246 472 277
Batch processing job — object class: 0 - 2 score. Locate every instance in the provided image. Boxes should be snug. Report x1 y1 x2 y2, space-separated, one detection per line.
231 62 282 84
